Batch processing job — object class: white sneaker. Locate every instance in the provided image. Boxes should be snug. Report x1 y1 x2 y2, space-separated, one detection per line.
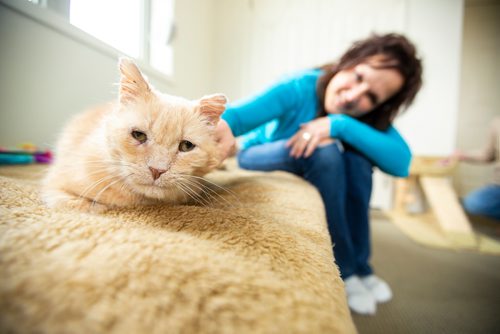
344 275 377 315
360 275 393 303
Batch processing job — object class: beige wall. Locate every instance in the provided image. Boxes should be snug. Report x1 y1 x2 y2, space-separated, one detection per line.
455 0 500 196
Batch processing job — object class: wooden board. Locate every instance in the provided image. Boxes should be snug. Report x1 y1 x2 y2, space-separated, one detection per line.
419 176 476 248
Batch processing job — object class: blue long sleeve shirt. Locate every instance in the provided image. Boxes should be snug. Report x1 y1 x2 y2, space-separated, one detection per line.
222 69 412 177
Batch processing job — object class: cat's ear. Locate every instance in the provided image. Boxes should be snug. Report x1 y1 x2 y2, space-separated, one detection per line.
197 94 227 125
118 57 151 104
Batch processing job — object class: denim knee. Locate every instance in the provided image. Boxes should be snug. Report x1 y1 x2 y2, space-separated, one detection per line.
304 143 344 173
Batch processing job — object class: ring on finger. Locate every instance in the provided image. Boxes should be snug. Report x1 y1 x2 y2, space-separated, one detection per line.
302 132 312 141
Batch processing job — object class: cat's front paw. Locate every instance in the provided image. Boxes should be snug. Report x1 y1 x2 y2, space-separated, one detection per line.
43 189 111 213
86 201 111 214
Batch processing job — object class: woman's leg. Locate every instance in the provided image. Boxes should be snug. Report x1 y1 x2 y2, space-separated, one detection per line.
343 150 374 277
463 184 500 221
344 149 392 304
298 143 358 279
237 140 300 174
300 144 379 313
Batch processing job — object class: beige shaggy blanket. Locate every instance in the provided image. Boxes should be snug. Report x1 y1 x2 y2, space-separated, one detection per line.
0 162 355 334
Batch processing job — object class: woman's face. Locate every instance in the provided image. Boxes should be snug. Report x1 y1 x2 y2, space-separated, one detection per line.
324 57 404 117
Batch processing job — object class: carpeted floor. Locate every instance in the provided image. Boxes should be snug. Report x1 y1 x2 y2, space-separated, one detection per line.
352 215 500 334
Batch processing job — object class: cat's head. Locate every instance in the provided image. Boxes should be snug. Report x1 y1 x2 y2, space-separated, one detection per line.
104 57 227 199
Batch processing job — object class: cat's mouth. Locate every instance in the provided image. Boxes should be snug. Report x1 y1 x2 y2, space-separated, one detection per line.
132 177 173 190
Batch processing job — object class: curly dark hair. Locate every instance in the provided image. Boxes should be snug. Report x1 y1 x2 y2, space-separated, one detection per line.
316 33 423 131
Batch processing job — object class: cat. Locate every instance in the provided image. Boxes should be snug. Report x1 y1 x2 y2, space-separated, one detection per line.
42 58 227 212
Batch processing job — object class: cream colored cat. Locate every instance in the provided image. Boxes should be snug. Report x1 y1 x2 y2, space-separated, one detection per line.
43 58 227 212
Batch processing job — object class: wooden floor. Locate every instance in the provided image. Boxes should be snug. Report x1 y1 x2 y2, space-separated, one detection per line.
351 217 500 334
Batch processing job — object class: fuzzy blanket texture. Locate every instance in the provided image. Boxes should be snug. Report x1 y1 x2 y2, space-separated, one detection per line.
0 162 355 334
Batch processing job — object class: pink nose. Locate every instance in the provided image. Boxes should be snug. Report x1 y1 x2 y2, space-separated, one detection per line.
149 167 167 180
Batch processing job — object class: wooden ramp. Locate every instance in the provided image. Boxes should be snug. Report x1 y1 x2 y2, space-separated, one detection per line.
388 156 500 253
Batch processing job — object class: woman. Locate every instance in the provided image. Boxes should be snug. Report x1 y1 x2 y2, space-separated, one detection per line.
216 33 423 315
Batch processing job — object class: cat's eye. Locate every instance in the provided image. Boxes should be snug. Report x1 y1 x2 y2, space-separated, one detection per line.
179 140 195 152
131 130 147 144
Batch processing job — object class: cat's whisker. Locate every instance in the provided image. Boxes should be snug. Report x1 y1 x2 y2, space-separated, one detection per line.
170 176 212 204
83 161 135 169
56 154 136 168
92 177 128 208
182 174 240 199
177 178 229 207
58 161 141 176
170 179 206 206
51 167 122 184
78 174 122 201
174 175 234 208
173 182 210 207
179 174 241 205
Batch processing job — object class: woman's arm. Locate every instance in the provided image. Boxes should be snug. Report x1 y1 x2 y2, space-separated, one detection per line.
221 75 303 137
328 114 412 177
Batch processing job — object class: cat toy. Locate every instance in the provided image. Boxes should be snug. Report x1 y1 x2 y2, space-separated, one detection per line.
0 144 53 165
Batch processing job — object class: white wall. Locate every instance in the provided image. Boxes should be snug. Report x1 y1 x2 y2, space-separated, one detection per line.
0 0 214 148
212 0 406 100
171 0 215 100
0 1 119 148
395 0 464 157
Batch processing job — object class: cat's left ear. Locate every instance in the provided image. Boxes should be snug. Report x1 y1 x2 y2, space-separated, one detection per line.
197 94 228 125
118 57 151 104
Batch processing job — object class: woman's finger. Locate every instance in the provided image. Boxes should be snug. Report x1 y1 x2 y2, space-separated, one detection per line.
290 131 312 158
290 136 305 158
304 135 320 158
286 132 300 148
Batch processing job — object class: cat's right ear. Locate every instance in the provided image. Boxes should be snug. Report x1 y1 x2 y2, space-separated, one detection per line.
197 94 228 126
118 57 151 104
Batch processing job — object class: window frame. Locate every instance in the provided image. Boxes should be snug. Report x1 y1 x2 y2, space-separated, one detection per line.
2 0 174 82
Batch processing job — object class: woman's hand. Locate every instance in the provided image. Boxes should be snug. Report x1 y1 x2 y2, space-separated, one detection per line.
440 149 464 166
286 116 331 158
214 119 237 162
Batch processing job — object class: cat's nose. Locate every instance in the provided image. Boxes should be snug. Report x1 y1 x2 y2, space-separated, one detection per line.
149 167 167 180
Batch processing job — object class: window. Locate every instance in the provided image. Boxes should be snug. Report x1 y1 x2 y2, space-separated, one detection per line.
70 0 143 58
149 0 174 75
28 0 175 76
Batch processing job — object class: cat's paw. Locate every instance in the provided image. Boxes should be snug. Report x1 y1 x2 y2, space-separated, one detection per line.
86 201 110 214
43 189 110 213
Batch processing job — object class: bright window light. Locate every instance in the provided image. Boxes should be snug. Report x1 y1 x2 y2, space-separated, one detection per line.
68 0 174 76
150 0 174 76
70 0 142 58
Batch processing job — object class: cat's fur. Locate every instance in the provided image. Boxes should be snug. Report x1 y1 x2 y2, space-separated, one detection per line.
42 58 227 212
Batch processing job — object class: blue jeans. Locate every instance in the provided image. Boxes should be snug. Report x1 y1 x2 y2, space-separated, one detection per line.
463 184 500 221
238 140 373 279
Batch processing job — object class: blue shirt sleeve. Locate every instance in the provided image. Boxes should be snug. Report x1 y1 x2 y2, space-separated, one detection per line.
221 75 301 137
328 114 412 177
